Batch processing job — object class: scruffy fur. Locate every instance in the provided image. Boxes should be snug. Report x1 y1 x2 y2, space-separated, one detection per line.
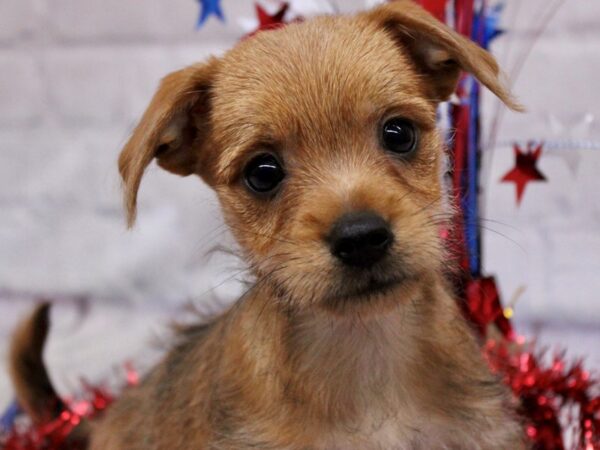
10 2 527 449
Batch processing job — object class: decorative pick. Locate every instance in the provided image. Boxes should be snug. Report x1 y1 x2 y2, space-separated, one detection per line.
196 0 225 28
501 142 547 205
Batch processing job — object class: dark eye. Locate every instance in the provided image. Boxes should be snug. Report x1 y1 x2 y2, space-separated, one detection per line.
244 153 285 194
381 118 418 155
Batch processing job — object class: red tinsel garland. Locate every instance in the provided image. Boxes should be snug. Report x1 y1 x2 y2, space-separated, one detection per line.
1 365 137 450
467 276 600 449
2 388 112 450
485 341 600 450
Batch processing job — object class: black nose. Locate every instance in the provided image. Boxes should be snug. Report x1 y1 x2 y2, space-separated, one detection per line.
328 211 393 268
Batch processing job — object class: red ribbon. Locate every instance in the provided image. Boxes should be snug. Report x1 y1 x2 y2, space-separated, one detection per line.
415 0 447 22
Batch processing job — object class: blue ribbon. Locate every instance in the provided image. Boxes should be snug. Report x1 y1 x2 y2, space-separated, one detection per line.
462 0 503 276
466 79 480 276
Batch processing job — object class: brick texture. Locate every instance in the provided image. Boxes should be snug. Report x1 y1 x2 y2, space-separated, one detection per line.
0 52 44 126
0 0 599 345
0 1 37 42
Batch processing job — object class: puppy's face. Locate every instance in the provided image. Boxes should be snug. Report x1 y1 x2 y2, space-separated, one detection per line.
119 1 518 314
211 17 445 313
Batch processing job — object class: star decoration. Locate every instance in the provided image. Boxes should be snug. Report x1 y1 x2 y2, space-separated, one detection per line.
501 142 547 205
247 3 292 37
484 2 505 44
545 113 594 175
549 144 582 175
196 0 225 28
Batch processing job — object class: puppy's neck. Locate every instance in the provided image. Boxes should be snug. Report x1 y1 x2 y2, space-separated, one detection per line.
298 287 434 378
239 275 443 422
288 299 426 378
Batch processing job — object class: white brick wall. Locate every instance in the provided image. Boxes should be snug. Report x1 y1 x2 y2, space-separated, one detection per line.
0 1 37 41
0 0 599 404
0 53 44 125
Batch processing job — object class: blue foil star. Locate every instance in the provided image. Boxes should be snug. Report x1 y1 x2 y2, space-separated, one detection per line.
196 0 225 28
484 2 505 45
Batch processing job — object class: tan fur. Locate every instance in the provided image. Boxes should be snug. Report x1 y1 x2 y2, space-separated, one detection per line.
11 2 528 448
9 303 64 423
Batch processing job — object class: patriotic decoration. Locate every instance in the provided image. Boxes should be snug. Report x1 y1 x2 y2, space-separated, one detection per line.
250 3 291 34
426 1 598 448
2 2 598 449
501 142 547 205
196 0 225 28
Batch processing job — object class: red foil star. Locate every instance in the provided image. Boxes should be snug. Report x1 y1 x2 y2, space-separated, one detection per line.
247 3 292 37
501 142 547 205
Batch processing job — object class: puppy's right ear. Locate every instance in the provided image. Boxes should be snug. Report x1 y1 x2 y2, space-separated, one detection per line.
366 1 522 110
118 58 219 227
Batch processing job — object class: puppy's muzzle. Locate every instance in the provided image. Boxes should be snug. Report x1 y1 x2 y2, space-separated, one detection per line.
328 211 393 268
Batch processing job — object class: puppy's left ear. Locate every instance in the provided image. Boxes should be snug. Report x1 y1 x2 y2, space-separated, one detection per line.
118 58 220 227
367 0 522 110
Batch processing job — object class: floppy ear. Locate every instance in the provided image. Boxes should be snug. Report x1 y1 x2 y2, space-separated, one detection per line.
118 58 219 227
367 0 522 109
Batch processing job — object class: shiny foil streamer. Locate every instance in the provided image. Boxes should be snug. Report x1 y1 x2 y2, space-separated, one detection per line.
1 2 598 449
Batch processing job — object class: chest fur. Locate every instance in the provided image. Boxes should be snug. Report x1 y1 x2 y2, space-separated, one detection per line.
280 310 510 449
314 411 477 450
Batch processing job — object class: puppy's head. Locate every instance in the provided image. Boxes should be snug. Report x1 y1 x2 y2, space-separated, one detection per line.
119 1 519 314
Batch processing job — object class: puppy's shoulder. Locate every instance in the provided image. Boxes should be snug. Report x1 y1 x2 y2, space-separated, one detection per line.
91 312 230 449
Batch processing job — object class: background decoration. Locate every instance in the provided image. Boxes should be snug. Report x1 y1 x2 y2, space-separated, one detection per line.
0 1 598 449
545 113 596 176
1 366 139 450
464 276 514 340
481 1 504 44
485 342 599 450
196 0 225 28
501 142 547 205
418 1 599 448
415 0 446 21
2 389 112 450
247 2 293 37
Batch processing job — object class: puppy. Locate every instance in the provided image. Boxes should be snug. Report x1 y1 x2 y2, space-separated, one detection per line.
10 1 527 448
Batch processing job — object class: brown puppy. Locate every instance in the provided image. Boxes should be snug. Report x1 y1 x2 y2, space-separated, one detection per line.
11 2 528 448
